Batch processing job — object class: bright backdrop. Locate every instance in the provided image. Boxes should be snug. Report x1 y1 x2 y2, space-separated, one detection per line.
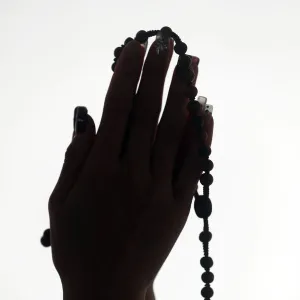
1 1 300 299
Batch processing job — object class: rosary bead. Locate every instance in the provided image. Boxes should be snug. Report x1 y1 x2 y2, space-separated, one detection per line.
200 257 214 269
202 271 214 284
199 231 212 242
175 64 194 83
187 100 200 115
200 173 214 186
114 47 123 58
178 54 191 68
41 236 50 247
177 68 194 84
201 286 214 298
186 69 195 83
191 115 203 130
41 236 49 247
124 37 133 44
194 195 212 218
135 30 148 43
41 229 51 247
174 65 185 78
185 86 198 99
111 62 116 71
174 42 188 55
204 159 214 172
198 146 212 157
43 228 50 237
160 26 172 37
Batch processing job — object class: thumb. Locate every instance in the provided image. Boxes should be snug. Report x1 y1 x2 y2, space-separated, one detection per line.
48 106 96 210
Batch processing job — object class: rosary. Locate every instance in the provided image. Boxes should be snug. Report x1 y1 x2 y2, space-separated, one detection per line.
40 27 215 300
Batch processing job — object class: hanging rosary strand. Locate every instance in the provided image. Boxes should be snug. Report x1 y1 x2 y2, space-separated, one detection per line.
40 26 215 300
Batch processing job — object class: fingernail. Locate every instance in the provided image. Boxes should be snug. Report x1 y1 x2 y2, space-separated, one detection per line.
190 56 199 82
196 96 207 114
202 104 213 143
203 103 213 132
73 106 88 134
205 104 213 115
192 56 200 66
155 31 170 54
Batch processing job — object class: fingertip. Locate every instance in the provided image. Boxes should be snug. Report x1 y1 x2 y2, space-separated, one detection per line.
118 39 146 62
73 114 96 140
86 114 96 134
112 39 146 82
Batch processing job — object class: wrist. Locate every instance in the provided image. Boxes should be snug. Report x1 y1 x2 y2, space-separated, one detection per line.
63 290 145 300
62 280 146 300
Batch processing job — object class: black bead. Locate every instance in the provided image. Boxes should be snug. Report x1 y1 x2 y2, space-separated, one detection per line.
41 236 50 247
175 65 185 78
202 271 214 283
175 64 194 83
178 55 191 68
186 69 195 83
187 100 200 115
174 42 188 55
41 229 51 247
204 159 214 172
160 26 172 37
114 47 123 58
200 173 214 186
198 146 212 157
135 30 148 43
124 37 133 44
194 195 212 218
200 256 214 269
111 62 116 71
43 228 50 238
186 86 198 99
201 286 214 298
192 114 203 132
199 231 212 242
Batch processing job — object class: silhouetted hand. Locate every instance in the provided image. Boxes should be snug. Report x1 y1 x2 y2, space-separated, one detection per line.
48 39 213 300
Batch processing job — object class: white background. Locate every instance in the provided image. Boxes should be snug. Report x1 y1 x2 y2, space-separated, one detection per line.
1 0 300 299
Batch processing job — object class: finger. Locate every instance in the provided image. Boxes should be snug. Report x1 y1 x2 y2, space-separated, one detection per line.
91 40 146 169
124 37 174 170
171 113 194 186
151 56 199 181
48 107 96 210
172 97 209 184
173 112 214 203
